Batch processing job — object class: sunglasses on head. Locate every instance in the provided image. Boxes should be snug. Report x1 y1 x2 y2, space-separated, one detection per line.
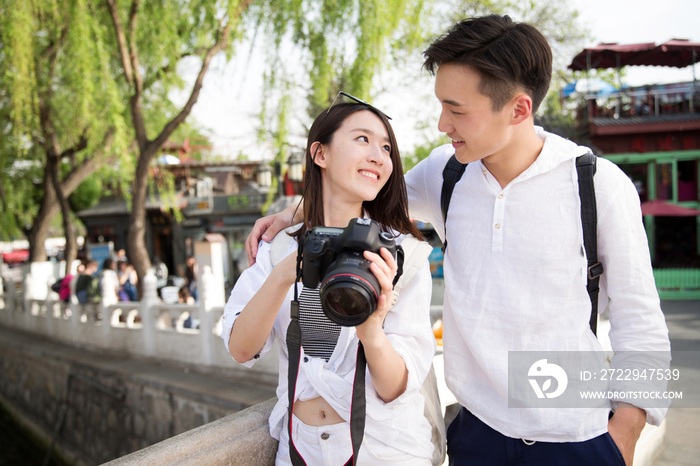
326 91 392 120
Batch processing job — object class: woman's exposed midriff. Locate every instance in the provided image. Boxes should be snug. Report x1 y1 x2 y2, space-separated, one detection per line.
294 397 345 426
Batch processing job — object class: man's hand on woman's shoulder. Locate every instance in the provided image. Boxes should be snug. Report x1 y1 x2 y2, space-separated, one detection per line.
245 204 301 266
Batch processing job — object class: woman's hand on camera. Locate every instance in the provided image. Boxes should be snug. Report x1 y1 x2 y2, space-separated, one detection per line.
356 247 407 403
355 247 397 342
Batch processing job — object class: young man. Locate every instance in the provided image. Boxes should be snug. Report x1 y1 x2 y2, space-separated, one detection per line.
246 15 670 466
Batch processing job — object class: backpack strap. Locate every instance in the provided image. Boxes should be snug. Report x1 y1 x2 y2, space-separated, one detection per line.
440 155 468 253
576 152 604 336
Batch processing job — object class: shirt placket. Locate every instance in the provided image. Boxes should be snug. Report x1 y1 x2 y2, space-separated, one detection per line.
481 164 509 252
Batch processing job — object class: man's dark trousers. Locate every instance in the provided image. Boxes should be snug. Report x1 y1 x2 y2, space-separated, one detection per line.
447 407 625 466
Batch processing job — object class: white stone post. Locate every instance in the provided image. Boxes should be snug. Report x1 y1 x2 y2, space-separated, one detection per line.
199 265 217 366
4 281 12 314
69 277 81 340
140 271 159 357
23 273 32 329
100 300 111 345
45 277 55 336
29 261 54 301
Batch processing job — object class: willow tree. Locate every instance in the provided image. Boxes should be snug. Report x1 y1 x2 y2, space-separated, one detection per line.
105 0 429 288
4 0 429 290
249 0 428 211
0 0 128 264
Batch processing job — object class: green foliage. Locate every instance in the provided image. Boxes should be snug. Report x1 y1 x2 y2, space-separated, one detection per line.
403 134 450 172
0 156 43 240
0 0 133 245
69 176 102 213
249 0 429 139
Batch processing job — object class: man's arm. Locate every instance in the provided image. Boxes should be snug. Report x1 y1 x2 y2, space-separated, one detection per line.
245 203 302 266
595 159 671 465
608 402 646 466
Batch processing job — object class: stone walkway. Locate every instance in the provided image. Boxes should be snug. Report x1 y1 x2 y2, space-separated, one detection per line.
650 301 700 466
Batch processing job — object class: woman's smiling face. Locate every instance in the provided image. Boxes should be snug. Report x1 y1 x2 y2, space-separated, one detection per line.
313 110 393 204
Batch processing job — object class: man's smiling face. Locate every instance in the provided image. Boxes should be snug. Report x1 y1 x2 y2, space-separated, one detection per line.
434 63 516 164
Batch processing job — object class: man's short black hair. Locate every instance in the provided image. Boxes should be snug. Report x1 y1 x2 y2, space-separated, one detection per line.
423 15 552 113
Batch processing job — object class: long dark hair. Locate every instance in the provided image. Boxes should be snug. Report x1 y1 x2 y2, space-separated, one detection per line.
293 102 421 241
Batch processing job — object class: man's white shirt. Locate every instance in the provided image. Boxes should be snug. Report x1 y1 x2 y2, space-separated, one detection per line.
404 127 670 442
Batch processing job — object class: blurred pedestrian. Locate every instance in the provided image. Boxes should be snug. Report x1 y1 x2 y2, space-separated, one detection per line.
185 256 198 302
118 260 138 301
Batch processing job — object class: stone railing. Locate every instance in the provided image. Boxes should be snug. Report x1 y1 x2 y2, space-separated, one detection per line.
103 398 278 466
0 264 278 382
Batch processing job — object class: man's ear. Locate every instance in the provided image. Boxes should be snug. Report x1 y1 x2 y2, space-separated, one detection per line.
510 93 533 125
310 141 327 168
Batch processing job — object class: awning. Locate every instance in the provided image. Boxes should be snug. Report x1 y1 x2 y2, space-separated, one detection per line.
569 40 700 71
627 39 700 68
569 42 656 71
641 200 700 217
2 249 29 263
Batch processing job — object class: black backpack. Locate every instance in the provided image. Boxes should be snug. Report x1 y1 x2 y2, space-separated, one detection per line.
440 153 604 335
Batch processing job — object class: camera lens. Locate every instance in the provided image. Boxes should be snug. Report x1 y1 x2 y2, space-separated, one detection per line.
322 284 373 323
319 251 380 326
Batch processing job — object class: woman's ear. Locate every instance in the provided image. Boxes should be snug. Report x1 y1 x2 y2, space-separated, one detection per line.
310 141 328 168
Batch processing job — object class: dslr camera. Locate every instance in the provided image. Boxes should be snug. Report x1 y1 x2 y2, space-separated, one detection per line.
302 218 401 326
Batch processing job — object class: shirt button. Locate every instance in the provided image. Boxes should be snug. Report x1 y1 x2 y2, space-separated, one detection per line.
482 169 487 175
495 224 501 229
498 194 504 199
321 432 330 440
303 357 309 363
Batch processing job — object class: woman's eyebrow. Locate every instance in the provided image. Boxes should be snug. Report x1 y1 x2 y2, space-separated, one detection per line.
350 128 391 143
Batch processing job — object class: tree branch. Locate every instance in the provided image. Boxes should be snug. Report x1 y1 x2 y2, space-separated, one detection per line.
106 0 147 149
60 130 90 160
149 3 251 153
41 28 68 61
105 0 134 87
128 0 143 95
36 39 62 157
128 0 141 43
61 128 117 194
143 48 208 90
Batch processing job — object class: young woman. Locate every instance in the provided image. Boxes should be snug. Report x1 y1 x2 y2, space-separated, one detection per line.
221 100 436 465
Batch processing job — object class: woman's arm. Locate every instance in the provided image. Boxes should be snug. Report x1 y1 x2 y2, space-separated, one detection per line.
228 252 297 363
355 248 408 403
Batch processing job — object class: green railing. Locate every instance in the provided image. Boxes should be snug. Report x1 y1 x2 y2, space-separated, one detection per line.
653 268 700 300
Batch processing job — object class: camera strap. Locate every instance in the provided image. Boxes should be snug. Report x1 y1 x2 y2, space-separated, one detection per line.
286 237 367 466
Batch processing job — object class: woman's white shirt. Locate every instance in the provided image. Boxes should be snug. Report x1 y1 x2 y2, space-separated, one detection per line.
221 234 436 460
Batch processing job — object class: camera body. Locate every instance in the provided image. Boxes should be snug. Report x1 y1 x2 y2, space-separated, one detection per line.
302 218 398 326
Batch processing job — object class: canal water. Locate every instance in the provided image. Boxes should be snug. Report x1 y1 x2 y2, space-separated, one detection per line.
0 405 61 466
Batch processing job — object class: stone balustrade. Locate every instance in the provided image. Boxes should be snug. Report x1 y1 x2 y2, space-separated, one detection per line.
0 263 278 383
103 398 278 466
